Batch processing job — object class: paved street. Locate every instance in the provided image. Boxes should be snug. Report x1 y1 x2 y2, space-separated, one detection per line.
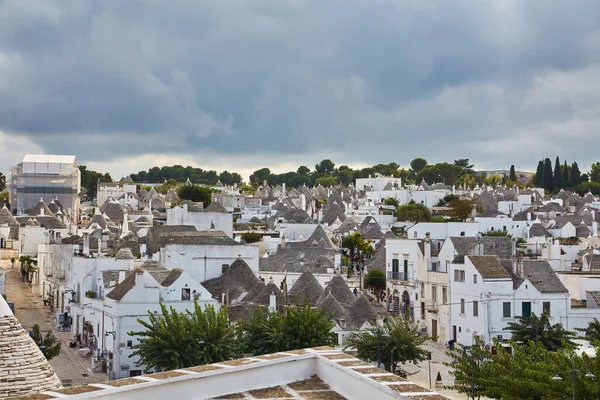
1 260 107 387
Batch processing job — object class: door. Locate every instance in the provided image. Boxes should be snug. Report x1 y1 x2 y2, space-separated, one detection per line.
403 259 409 281
452 325 457 341
522 302 532 317
432 319 438 341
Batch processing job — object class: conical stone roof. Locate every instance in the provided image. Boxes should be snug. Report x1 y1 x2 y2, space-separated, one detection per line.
252 282 285 307
319 293 348 321
316 275 355 307
288 270 324 305
348 294 378 329
0 296 61 398
202 259 259 298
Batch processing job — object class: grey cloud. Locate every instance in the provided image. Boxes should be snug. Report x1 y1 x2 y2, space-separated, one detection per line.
1 0 600 172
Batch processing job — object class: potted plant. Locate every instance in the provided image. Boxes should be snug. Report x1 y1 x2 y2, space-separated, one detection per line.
435 371 443 387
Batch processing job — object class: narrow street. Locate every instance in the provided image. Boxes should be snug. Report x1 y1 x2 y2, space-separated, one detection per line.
1 260 107 387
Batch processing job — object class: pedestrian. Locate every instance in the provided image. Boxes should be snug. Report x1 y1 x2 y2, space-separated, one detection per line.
21 266 26 283
10 258 15 269
353 287 358 298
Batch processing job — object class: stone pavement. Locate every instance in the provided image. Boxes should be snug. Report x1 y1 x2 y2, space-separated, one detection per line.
402 341 468 400
1 261 107 387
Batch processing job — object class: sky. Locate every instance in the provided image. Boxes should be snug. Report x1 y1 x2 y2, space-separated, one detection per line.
1 0 600 181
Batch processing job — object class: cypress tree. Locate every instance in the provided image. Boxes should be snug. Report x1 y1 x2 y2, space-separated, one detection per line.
535 160 544 187
562 161 569 189
553 157 562 190
509 165 517 182
543 158 553 191
571 162 581 187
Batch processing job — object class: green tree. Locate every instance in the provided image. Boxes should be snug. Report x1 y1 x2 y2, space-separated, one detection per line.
590 162 600 183
445 336 490 399
383 197 399 207
576 318 600 343
454 159 474 176
342 231 375 259
128 302 241 371
410 158 428 174
315 175 337 187
504 313 575 351
483 174 502 187
177 185 213 207
30 324 61 360
562 160 570 188
0 172 6 192
315 159 335 174
364 269 386 302
543 158 553 191
571 162 581 187
241 304 336 356
535 160 544 187
395 201 432 222
241 232 262 243
448 198 476 221
344 317 428 371
297 165 311 176
509 165 517 182
249 168 271 186
553 157 562 190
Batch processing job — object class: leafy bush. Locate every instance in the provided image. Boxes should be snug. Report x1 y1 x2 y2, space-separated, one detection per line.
241 232 262 243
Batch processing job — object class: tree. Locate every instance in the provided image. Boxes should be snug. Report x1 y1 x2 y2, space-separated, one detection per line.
364 269 386 302
314 175 336 187
509 165 517 182
504 312 575 351
590 162 600 183
571 162 581 187
535 160 544 187
483 174 502 187
454 159 474 176
315 159 335 174
344 317 429 371
128 302 241 371
241 304 336 356
297 165 311 176
417 163 463 186
30 324 61 360
342 231 374 260
177 185 213 207
395 201 432 222
445 336 490 399
553 157 562 190
383 197 399 208
448 198 475 221
241 232 262 244
576 318 600 343
249 168 271 186
562 160 570 188
410 158 428 174
0 172 5 192
543 158 553 191
19 255 37 276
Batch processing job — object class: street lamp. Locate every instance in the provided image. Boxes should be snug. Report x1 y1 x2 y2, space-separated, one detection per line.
552 357 595 400
375 326 388 370
438 175 445 185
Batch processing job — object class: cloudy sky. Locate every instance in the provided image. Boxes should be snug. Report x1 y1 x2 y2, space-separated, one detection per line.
1 0 599 180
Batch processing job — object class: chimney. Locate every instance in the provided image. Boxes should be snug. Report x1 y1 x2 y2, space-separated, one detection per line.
118 270 126 284
527 212 531 221
263 179 267 188
40 206 44 216
83 233 90 256
222 264 229 274
282 183 286 194
301 194 306 211
269 292 276 312
281 235 286 249
135 269 144 288
424 234 431 270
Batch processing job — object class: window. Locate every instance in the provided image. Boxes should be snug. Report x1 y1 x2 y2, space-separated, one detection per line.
473 274 477 284
126 340 133 348
454 269 465 282
522 301 532 317
503 226 507 231
420 283 425 298
442 287 447 304
503 302 511 318
460 299 465 314
421 302 425 320
543 301 551 316
473 301 479 317
460 231 466 236
432 286 437 305
181 288 191 301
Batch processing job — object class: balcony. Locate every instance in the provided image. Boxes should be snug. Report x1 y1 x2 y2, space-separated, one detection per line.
387 271 410 282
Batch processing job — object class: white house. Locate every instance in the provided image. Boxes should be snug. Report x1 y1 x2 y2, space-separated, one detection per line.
449 255 570 346
385 239 423 320
408 222 480 241
167 202 233 238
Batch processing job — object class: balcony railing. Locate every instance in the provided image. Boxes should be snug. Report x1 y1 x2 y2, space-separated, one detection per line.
387 271 410 281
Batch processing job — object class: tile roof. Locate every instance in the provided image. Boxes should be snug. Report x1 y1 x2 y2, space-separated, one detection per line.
146 225 197 255
161 230 239 247
161 268 184 287
288 270 324 305
316 275 355 307
203 259 260 298
521 260 569 293
468 255 512 279
347 295 378 329
0 206 19 239
204 201 229 213
319 293 348 321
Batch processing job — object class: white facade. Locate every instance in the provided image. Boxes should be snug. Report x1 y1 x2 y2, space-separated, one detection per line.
355 175 402 193
0 269 5 296
449 256 570 345
97 184 137 209
167 204 233 238
384 239 422 319
159 243 259 283
408 222 479 240
474 215 513 235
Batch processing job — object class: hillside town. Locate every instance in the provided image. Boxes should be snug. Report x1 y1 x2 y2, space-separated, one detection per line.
2 153 600 400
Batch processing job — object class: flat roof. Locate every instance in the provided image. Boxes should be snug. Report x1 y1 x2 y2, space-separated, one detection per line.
23 154 76 164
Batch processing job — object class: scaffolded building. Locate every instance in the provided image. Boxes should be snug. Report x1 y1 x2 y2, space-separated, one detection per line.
9 154 81 219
